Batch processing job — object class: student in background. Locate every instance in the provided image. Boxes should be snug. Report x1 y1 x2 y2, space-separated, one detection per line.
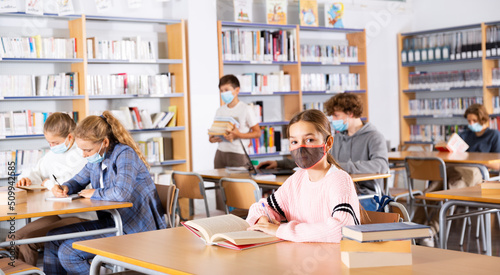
246 109 360 242
8 112 91 266
209 74 261 168
258 94 389 206
43 111 166 274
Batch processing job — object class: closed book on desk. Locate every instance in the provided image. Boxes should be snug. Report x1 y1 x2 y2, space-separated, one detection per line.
481 181 500 195
17 184 47 191
435 133 468 152
182 214 282 250
342 222 431 242
340 239 413 268
0 186 27 205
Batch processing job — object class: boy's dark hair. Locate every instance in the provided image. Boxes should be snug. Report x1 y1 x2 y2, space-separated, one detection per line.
464 103 489 125
324 93 363 118
219 74 240 89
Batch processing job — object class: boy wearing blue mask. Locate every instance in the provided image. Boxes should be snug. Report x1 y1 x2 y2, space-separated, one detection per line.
9 112 91 266
460 104 500 161
209 74 261 168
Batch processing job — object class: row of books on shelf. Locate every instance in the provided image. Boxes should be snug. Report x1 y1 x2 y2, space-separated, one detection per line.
248 126 290 155
91 106 177 130
491 68 500 86
303 102 324 111
0 149 48 177
301 73 360 92
401 29 482 64
236 72 291 93
408 96 482 116
221 29 297 62
408 69 482 90
0 36 76 59
0 73 79 97
409 124 466 142
0 111 78 136
138 137 173 164
300 44 358 64
86 73 175 96
86 36 155 60
486 26 500 57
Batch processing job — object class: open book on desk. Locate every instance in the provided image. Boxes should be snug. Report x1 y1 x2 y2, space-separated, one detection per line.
45 194 83 202
182 214 282 250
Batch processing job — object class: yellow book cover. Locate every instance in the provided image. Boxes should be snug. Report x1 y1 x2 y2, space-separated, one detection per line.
299 0 318 27
33 35 42 58
167 106 177 127
266 0 287 25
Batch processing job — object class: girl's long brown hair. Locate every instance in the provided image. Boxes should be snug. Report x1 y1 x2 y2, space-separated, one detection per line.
74 111 149 169
288 109 342 170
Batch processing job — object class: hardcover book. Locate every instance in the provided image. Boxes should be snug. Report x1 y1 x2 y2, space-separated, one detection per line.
182 214 282 250
266 0 287 25
234 0 253 23
299 0 318 27
342 222 431 242
324 2 344 28
435 133 469 153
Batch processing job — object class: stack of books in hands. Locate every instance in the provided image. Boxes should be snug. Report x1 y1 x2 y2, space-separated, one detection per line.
340 221 431 268
208 117 240 142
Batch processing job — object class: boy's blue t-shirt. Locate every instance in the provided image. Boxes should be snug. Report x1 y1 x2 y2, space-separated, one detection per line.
459 128 500 153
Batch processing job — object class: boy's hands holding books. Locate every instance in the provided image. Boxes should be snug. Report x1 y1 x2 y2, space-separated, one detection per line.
51 185 69 197
247 216 280 236
209 135 223 143
225 127 241 142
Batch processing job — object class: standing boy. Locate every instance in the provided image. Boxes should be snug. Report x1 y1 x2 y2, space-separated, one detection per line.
209 74 261 168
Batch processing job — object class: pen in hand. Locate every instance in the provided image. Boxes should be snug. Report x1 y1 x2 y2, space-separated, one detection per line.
52 175 64 191
261 202 274 223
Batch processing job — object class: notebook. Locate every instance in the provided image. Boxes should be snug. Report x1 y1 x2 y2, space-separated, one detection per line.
45 194 83 202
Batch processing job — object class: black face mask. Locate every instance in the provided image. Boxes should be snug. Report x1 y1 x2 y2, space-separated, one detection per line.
290 144 326 169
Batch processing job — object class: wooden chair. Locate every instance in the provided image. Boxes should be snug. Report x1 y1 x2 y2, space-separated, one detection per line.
155 184 179 228
172 171 210 220
0 258 45 275
389 143 433 193
219 178 261 218
403 156 447 221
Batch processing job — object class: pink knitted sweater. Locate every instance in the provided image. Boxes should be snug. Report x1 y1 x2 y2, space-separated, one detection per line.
246 166 360 243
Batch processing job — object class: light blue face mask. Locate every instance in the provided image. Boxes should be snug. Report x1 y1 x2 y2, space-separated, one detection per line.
50 137 69 154
86 142 106 164
468 122 483 133
220 91 235 104
331 119 348 132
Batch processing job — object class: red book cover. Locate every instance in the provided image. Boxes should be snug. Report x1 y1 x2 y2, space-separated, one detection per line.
129 107 143 129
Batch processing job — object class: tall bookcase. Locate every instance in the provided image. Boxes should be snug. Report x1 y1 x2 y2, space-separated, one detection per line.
0 13 191 182
397 22 500 146
216 21 368 160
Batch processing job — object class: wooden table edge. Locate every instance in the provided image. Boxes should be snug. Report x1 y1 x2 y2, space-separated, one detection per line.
73 242 191 275
425 193 500 204
0 202 133 221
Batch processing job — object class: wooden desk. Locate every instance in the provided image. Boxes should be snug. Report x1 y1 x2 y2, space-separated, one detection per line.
198 168 391 187
74 227 500 275
426 185 500 256
388 151 500 165
0 190 132 248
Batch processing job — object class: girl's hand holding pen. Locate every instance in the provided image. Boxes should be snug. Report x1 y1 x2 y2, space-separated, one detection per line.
247 216 280 236
51 185 69 197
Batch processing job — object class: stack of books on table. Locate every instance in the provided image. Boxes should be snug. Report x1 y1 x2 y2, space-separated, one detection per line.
340 222 431 268
481 181 500 195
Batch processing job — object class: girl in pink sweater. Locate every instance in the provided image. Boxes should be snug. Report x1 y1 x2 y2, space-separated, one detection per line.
247 109 360 243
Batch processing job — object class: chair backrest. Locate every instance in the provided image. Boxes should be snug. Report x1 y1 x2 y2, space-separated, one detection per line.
388 201 411 222
360 210 400 224
155 184 178 227
172 171 205 200
219 178 261 210
405 156 447 183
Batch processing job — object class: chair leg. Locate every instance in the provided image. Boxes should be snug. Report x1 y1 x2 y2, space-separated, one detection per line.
203 197 211 217
446 205 455 243
189 199 194 218
459 206 470 246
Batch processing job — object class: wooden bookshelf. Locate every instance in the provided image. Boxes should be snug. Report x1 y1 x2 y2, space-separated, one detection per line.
0 14 191 173
397 22 500 146
216 20 368 158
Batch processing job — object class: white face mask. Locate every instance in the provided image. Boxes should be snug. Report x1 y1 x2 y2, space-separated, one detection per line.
50 137 69 154
85 142 105 164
